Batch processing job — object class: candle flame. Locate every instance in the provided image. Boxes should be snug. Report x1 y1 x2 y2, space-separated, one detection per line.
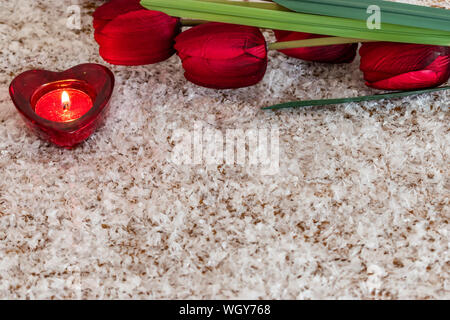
61 91 70 110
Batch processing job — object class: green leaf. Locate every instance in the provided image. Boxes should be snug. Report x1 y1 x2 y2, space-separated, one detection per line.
140 0 450 46
262 87 450 110
273 0 450 32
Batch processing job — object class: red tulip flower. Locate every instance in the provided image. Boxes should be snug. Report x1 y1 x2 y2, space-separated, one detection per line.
360 42 450 90
273 30 358 63
93 0 180 66
174 23 268 89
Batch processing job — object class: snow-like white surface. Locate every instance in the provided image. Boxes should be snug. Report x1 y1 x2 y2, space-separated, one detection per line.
0 0 448 299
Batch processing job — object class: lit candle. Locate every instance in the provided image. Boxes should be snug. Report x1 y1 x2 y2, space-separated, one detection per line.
9 63 114 148
34 88 93 122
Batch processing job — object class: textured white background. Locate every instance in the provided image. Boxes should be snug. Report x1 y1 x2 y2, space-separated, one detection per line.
0 0 449 299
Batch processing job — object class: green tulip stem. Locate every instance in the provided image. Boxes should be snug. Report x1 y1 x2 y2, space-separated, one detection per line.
267 37 374 50
179 19 371 49
262 86 450 110
180 18 207 26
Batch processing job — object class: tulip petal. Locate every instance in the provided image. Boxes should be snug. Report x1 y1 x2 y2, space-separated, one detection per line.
175 23 266 60
184 59 267 89
93 0 143 30
360 43 449 77
367 55 450 90
175 22 268 89
185 71 266 89
183 55 266 78
94 9 180 66
360 42 450 90
182 54 267 89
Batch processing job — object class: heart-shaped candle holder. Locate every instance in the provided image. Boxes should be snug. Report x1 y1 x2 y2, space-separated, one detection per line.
9 63 115 148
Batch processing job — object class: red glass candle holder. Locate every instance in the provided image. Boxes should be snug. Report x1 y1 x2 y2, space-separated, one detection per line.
9 63 115 148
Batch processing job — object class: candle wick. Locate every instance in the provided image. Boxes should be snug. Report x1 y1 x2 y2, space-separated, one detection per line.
61 91 70 111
